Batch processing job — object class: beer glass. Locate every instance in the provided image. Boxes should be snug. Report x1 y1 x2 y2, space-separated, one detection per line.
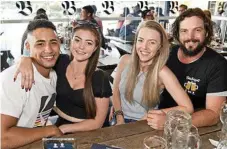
163 110 191 148
219 118 227 141
143 136 167 149
220 101 227 124
217 140 227 149
172 125 201 149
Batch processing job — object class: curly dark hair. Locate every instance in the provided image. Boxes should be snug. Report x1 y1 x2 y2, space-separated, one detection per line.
172 8 213 45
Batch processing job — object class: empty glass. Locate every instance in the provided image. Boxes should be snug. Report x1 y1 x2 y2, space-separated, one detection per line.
217 140 227 149
143 136 167 149
163 110 192 148
172 125 201 149
220 102 227 124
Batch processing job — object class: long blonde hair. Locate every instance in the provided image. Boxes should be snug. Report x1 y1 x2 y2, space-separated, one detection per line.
125 20 169 108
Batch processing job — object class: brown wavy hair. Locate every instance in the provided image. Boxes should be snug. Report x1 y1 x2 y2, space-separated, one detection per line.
71 24 101 118
125 20 169 108
172 8 213 45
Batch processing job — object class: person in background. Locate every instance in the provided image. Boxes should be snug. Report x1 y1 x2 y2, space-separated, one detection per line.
112 20 193 128
141 9 154 21
119 14 134 41
149 6 155 14
149 6 156 20
114 7 130 37
1 19 62 149
14 22 112 134
159 8 227 127
80 5 99 28
178 4 188 15
71 5 94 28
128 4 141 30
80 5 106 49
136 9 155 30
91 5 103 32
203 10 221 39
119 4 141 41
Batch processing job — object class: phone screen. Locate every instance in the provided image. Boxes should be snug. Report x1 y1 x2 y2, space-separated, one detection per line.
44 142 75 149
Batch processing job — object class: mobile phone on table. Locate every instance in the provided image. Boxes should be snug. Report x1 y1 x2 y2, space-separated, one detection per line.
43 138 76 149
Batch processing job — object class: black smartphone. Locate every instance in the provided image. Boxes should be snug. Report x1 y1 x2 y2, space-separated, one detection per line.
43 138 76 149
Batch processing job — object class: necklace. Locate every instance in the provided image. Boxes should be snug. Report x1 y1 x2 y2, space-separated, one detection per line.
70 63 84 80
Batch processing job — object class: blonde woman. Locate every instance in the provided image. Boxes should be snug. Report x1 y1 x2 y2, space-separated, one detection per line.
112 20 193 129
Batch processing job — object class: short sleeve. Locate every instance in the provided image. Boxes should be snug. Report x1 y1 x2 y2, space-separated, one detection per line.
207 57 227 95
92 70 113 98
0 69 26 118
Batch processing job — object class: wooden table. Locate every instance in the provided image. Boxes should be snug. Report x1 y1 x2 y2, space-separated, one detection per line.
19 120 221 149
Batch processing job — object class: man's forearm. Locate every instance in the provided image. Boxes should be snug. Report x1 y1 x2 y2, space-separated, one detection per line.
192 109 219 127
1 125 58 149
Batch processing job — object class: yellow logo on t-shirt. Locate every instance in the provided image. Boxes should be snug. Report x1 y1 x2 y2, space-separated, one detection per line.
184 81 198 94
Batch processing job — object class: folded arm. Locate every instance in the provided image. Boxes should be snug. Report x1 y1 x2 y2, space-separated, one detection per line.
1 114 62 149
58 98 110 134
192 95 225 127
147 66 194 130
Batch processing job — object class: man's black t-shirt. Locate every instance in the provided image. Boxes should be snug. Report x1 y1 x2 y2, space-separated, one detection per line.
54 55 112 125
159 45 227 110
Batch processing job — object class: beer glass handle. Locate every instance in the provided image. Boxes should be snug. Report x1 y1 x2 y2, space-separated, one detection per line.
187 133 201 149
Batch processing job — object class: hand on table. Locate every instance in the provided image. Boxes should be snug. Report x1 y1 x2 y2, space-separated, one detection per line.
146 110 166 130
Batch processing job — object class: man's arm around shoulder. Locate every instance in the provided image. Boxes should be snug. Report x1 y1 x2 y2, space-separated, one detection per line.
1 114 63 149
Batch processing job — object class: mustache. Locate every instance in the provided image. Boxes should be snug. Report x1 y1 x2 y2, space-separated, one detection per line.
184 39 200 43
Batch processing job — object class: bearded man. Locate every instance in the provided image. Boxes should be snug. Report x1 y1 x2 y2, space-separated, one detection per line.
159 8 227 127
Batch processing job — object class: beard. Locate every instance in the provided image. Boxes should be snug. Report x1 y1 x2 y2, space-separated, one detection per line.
179 39 206 57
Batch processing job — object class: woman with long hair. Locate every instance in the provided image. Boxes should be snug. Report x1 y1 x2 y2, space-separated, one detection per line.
112 20 193 129
14 22 112 134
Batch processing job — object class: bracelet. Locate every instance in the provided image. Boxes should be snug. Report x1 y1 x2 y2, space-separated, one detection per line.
114 110 124 117
22 48 30 57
